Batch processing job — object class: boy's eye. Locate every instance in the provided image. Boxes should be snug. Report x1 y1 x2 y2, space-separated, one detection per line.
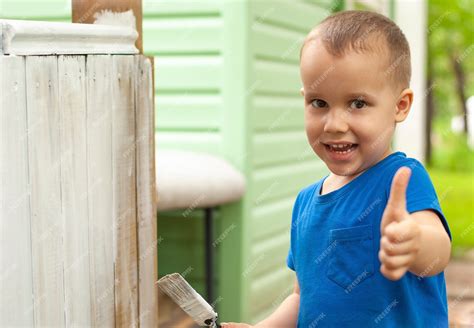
350 99 367 109
311 99 328 108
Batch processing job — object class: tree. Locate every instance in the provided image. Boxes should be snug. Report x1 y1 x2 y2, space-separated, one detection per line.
426 0 473 164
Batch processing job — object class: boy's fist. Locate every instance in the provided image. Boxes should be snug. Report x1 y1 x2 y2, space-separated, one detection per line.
220 323 253 328
379 167 421 281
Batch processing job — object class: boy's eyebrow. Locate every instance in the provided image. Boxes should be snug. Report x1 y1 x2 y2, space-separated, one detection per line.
304 91 376 100
345 92 376 100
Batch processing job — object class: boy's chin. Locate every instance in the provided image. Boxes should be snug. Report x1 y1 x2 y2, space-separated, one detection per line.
325 163 363 178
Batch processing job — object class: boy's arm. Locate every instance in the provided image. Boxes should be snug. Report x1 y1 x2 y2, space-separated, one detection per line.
379 167 451 281
221 278 300 328
253 278 300 328
407 210 451 275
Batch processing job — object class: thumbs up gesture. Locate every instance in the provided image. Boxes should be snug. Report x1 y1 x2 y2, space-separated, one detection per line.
379 167 421 281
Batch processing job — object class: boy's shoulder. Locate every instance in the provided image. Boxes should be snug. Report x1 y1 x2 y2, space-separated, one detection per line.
380 152 431 182
389 151 424 167
364 151 429 182
295 152 432 200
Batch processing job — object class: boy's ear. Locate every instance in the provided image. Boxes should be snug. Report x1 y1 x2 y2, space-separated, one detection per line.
300 87 305 97
395 88 413 123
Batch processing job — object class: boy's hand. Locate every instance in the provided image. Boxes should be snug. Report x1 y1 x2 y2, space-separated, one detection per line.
379 167 421 281
220 323 253 328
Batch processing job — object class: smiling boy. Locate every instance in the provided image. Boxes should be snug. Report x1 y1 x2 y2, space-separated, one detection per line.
222 10 452 328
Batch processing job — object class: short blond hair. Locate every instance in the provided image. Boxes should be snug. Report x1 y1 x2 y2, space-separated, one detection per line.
301 10 411 90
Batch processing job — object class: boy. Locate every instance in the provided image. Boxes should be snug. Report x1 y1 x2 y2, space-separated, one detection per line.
222 10 452 328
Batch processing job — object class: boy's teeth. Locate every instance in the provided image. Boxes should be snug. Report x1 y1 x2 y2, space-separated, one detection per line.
332 144 350 148
327 144 355 154
329 144 353 151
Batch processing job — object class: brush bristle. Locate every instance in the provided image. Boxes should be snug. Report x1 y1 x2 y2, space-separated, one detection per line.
158 273 218 327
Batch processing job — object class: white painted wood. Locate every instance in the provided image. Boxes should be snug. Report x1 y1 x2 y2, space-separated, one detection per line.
26 56 65 327
1 53 156 327
112 55 139 327
0 19 138 55
0 56 34 327
58 55 92 327
86 55 116 327
136 56 159 326
394 0 427 162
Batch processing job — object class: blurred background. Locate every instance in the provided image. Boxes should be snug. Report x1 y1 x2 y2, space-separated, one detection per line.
1 0 472 326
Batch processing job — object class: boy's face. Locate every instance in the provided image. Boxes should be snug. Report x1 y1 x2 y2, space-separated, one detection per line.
300 38 411 179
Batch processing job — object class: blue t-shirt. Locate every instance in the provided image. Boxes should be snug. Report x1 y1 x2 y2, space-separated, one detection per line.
286 151 451 327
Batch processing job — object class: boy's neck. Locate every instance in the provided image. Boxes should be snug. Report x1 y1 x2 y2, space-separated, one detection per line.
321 147 394 195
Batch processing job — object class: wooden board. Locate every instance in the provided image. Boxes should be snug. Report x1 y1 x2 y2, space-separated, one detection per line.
112 55 139 327
0 19 138 55
86 55 116 327
26 55 65 327
58 55 92 327
1 53 156 327
136 56 159 325
0 56 34 327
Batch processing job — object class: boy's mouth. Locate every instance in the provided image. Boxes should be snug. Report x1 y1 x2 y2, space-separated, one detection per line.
324 143 358 154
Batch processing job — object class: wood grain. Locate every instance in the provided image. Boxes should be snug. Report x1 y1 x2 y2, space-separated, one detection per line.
112 55 139 327
1 53 156 327
0 55 34 327
86 55 116 327
136 56 159 326
26 55 65 327
58 55 92 327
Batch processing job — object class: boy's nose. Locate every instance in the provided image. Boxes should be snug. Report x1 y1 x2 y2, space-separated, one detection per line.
323 110 349 133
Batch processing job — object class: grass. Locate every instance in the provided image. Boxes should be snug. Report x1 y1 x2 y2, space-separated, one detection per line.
427 167 474 257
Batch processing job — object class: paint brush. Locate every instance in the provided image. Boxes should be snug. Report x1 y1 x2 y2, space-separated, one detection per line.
158 273 221 328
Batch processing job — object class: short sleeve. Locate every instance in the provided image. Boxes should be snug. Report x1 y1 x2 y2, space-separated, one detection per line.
388 160 452 241
286 189 306 272
287 248 295 271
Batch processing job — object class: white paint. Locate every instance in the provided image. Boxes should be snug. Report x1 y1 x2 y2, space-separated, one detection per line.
0 56 34 327
0 19 138 55
86 55 115 327
26 55 65 327
394 0 427 162
1 54 157 327
111 55 138 327
94 9 137 30
58 55 92 327
136 56 159 326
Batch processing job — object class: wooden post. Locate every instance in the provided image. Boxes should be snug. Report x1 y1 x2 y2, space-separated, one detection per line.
72 0 143 53
1 17 157 327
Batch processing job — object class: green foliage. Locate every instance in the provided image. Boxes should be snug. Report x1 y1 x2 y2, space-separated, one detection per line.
428 0 474 119
431 130 474 172
427 167 474 254
428 0 473 171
